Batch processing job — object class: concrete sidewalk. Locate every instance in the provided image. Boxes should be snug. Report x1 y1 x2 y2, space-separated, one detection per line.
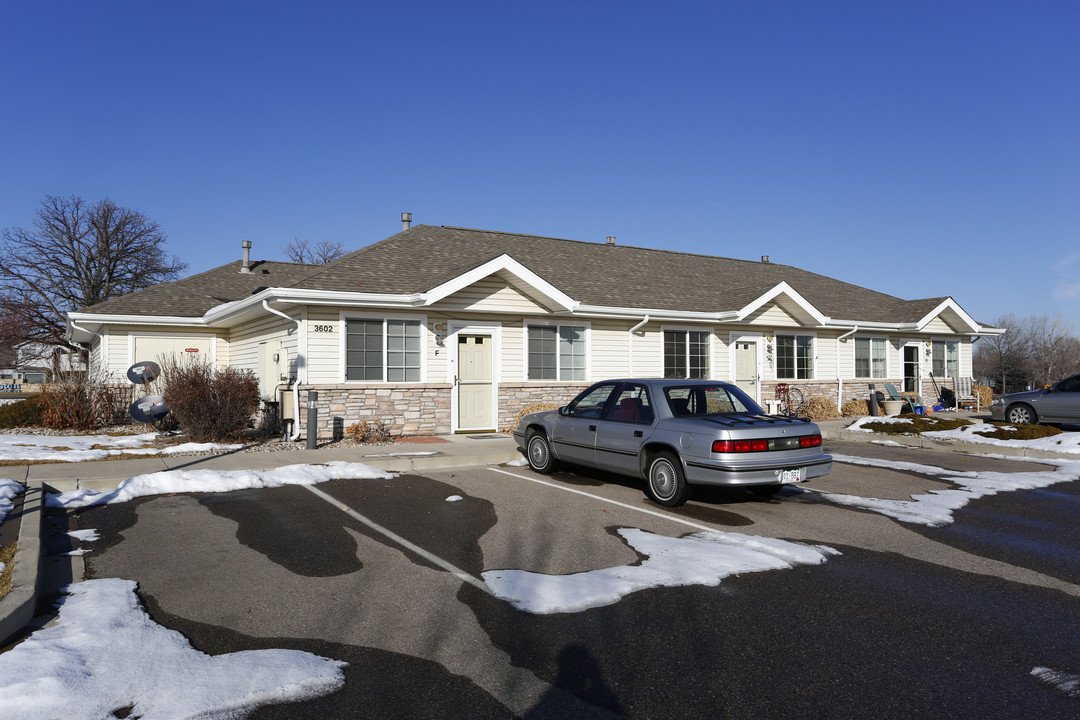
5 433 524 493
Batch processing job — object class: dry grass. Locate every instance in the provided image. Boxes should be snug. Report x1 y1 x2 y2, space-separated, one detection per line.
0 542 15 600
972 422 1063 441
860 415 974 435
803 396 842 420
514 402 561 428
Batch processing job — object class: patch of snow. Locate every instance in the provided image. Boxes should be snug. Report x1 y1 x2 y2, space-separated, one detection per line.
47 461 396 510
0 433 242 462
923 424 1080 454
0 478 23 526
482 528 837 614
846 416 914 432
445 495 463 502
818 454 1080 526
0 578 346 719
1031 667 1080 698
67 529 100 542
506 457 529 467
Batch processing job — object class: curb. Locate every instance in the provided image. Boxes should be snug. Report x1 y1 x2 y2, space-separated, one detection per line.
0 481 43 648
833 429 1078 460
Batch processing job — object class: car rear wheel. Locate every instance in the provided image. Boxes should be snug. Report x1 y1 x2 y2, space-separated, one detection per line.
526 430 557 473
1005 403 1036 425
646 451 690 507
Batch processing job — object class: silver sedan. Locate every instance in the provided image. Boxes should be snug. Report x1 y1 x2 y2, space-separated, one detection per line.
989 373 1080 425
512 378 832 506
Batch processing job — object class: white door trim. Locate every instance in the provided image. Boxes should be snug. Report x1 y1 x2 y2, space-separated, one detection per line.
728 332 763 404
448 322 501 433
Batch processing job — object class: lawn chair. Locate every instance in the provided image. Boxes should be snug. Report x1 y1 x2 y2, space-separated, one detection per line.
955 377 980 412
883 383 920 413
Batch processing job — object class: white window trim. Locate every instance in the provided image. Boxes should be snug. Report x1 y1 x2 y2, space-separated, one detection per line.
523 320 591 383
772 331 817 381
661 325 714 380
339 311 428 384
853 335 889 380
930 338 959 379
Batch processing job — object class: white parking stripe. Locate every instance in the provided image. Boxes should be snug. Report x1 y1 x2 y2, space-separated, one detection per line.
487 467 719 533
302 484 491 594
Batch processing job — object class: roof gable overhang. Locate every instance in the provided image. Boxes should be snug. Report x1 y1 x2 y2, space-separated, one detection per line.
911 298 982 334
423 254 577 312
733 282 829 326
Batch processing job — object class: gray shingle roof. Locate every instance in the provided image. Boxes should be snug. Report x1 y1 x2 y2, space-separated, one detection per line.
293 225 944 323
79 260 321 316
77 225 978 326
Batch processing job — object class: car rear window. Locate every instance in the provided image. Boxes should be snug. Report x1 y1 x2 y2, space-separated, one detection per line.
665 385 762 416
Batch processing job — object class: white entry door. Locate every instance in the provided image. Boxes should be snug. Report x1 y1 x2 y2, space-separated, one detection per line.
456 334 494 431
735 341 759 400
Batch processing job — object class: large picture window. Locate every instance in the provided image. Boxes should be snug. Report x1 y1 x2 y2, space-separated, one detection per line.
664 329 710 379
528 325 586 381
776 334 814 379
855 337 887 379
345 318 422 382
932 340 958 378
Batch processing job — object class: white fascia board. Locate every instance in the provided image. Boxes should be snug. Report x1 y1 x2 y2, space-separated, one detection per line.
913 298 980 333
822 319 920 331
569 305 740 323
203 287 424 324
735 282 828 325
422 254 578 312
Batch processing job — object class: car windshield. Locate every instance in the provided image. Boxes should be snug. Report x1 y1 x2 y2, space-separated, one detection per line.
664 384 763 416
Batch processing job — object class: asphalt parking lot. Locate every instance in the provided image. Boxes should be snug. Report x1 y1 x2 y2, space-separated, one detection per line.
69 439 1080 718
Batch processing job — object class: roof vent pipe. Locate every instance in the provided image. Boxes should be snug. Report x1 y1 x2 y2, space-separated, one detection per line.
401 212 412 231
606 236 616 245
761 255 770 263
240 240 253 273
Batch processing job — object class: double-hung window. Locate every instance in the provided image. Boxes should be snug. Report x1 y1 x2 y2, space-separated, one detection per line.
345 318 422 382
528 325 586 381
776 334 814 380
664 329 710 379
854 337 887 379
932 340 958 378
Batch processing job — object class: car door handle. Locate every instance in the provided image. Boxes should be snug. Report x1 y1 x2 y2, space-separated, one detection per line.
589 425 597 432
634 430 643 437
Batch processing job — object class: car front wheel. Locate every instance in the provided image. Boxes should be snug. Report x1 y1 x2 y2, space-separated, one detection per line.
526 430 557 473
1005 404 1036 425
646 451 690 506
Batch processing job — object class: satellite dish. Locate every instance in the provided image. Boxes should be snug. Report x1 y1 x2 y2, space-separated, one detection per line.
129 395 169 424
127 361 161 385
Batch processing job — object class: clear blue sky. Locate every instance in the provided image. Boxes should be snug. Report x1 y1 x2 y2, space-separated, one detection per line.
3 1 1078 329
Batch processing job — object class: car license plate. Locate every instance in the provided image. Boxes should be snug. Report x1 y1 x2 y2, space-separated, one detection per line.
779 468 803 483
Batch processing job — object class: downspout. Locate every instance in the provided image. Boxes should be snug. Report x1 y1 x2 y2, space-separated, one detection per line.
835 326 858 410
628 315 650 376
263 300 304 441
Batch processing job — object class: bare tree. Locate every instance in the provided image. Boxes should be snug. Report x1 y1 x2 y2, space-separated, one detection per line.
282 237 347 265
973 314 1032 393
1026 314 1080 388
0 195 188 348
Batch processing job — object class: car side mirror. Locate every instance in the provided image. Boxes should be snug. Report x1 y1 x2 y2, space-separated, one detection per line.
558 406 571 416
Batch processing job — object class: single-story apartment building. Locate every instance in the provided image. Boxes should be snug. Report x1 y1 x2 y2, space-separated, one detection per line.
66 221 1004 438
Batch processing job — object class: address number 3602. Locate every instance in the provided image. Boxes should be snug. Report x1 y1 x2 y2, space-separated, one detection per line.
312 324 335 332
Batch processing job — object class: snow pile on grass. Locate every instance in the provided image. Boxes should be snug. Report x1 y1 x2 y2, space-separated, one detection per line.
0 578 346 719
483 528 838 614
923 423 1080 454
47 461 396 510
0 433 242 462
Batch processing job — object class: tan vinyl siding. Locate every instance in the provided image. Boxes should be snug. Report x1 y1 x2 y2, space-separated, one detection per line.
439 276 548 313
590 320 631 379
922 317 953 333
745 302 801 327
305 306 342 384
632 326 664 377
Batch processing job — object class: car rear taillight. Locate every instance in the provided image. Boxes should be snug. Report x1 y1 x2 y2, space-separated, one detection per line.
712 434 822 453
